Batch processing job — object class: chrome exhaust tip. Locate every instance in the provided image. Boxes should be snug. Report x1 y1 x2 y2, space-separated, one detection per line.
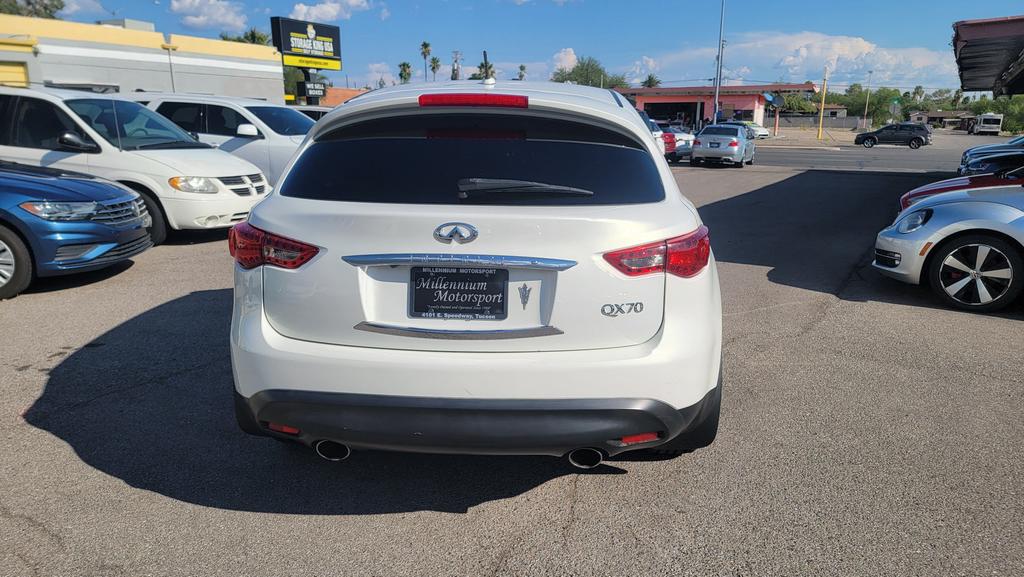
313 440 351 462
567 448 604 470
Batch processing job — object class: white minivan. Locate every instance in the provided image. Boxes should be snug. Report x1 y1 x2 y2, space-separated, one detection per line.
0 87 269 244
126 93 314 186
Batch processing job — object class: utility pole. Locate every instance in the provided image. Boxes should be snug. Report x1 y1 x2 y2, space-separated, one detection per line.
816 64 828 140
862 70 873 130
712 0 725 124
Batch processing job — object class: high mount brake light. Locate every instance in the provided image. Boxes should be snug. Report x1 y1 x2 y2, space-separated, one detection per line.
603 226 711 278
418 93 528 108
228 222 319 270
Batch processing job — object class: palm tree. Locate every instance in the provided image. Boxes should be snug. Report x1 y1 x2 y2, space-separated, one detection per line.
518 64 526 81
429 56 442 81
420 41 431 83
220 27 270 45
477 60 495 80
398 62 412 84
641 73 661 88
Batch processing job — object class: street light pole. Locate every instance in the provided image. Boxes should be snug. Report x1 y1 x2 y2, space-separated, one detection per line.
862 70 873 130
712 0 725 125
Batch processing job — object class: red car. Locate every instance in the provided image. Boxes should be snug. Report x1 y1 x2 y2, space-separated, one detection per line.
899 173 1013 210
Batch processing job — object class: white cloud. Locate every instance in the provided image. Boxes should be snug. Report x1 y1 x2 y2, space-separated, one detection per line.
650 31 958 89
379 3 390 20
289 0 370 21
170 0 246 32
627 55 659 84
552 48 577 71
58 0 106 16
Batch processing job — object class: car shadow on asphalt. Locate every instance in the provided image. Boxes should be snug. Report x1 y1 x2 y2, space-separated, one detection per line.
24 289 624 515
698 168 1024 319
25 261 135 294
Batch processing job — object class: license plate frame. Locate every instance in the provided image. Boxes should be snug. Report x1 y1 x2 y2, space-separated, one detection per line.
409 267 509 320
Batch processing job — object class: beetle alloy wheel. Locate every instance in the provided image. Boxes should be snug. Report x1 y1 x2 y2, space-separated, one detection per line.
938 243 1013 306
0 239 15 288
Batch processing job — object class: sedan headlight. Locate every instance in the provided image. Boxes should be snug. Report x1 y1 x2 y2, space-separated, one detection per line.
169 176 219 194
897 209 933 233
19 201 99 221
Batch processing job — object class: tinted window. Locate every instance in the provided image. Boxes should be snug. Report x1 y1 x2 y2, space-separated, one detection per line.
280 114 663 206
699 126 740 136
245 106 313 135
0 95 13 145
11 97 86 150
207 104 246 136
156 101 204 133
68 99 207 150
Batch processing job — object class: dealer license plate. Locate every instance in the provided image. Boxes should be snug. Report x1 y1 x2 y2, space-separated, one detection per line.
410 267 508 320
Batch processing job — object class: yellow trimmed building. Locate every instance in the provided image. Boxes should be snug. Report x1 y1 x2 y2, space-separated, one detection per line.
0 14 285 102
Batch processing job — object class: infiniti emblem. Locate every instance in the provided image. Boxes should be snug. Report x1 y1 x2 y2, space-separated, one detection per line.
433 222 478 244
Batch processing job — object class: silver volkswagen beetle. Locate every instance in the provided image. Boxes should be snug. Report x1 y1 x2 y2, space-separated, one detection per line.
874 167 1024 312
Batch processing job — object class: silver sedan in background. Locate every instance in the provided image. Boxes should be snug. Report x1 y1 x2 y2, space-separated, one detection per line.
690 124 756 167
874 168 1024 312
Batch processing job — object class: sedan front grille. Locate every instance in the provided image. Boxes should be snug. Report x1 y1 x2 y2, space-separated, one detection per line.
90 198 148 226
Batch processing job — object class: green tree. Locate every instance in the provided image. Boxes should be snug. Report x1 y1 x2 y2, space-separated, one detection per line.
0 0 64 17
429 56 442 81
219 27 270 45
782 92 816 113
468 60 494 80
518 64 526 81
551 56 627 88
419 41 431 83
398 61 412 84
641 73 661 88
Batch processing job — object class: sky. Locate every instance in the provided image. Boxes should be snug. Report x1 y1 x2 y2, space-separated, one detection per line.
57 0 1024 93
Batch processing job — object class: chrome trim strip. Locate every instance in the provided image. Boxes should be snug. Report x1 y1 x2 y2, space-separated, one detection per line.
354 322 564 340
342 253 577 271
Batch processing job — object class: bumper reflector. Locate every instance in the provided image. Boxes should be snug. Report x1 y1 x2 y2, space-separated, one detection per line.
620 432 659 446
267 422 301 435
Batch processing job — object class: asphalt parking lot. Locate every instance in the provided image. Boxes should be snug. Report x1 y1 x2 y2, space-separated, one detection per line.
2 134 1022 576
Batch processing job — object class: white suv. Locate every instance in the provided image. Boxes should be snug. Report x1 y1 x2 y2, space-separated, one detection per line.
126 93 314 186
230 82 723 467
0 87 268 244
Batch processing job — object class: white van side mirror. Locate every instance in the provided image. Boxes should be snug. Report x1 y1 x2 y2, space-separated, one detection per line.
236 124 260 138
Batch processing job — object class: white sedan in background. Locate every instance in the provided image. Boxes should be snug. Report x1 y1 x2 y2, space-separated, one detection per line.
874 167 1024 312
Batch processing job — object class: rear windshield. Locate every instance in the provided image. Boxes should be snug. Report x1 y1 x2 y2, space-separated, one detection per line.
981 118 1001 125
279 114 665 206
699 126 739 136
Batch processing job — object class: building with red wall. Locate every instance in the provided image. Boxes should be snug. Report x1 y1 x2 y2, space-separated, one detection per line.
617 83 818 129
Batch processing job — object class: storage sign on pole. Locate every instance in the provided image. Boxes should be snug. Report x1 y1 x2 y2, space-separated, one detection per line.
271 17 342 71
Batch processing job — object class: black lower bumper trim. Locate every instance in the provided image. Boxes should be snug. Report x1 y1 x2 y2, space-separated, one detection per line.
238 389 716 457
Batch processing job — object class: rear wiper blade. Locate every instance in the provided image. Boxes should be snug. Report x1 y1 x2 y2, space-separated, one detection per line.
457 178 594 199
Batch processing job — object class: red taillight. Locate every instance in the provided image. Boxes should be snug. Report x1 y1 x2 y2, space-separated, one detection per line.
603 226 710 279
418 93 528 108
228 222 319 270
727 139 739 147
661 132 676 152
693 138 701 146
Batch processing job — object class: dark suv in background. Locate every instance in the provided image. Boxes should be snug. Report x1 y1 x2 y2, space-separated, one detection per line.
855 123 932 149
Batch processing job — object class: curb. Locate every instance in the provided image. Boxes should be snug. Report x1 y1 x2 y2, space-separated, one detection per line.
757 145 843 151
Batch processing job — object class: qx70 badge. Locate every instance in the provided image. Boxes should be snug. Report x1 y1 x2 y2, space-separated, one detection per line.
433 222 478 244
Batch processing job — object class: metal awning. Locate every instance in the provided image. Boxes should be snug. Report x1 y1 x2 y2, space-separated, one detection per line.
953 14 1024 95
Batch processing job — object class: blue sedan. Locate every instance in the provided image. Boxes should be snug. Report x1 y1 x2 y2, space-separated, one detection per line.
0 161 152 299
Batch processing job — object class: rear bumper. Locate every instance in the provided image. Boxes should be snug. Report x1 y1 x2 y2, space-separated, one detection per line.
692 148 743 162
236 386 718 456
